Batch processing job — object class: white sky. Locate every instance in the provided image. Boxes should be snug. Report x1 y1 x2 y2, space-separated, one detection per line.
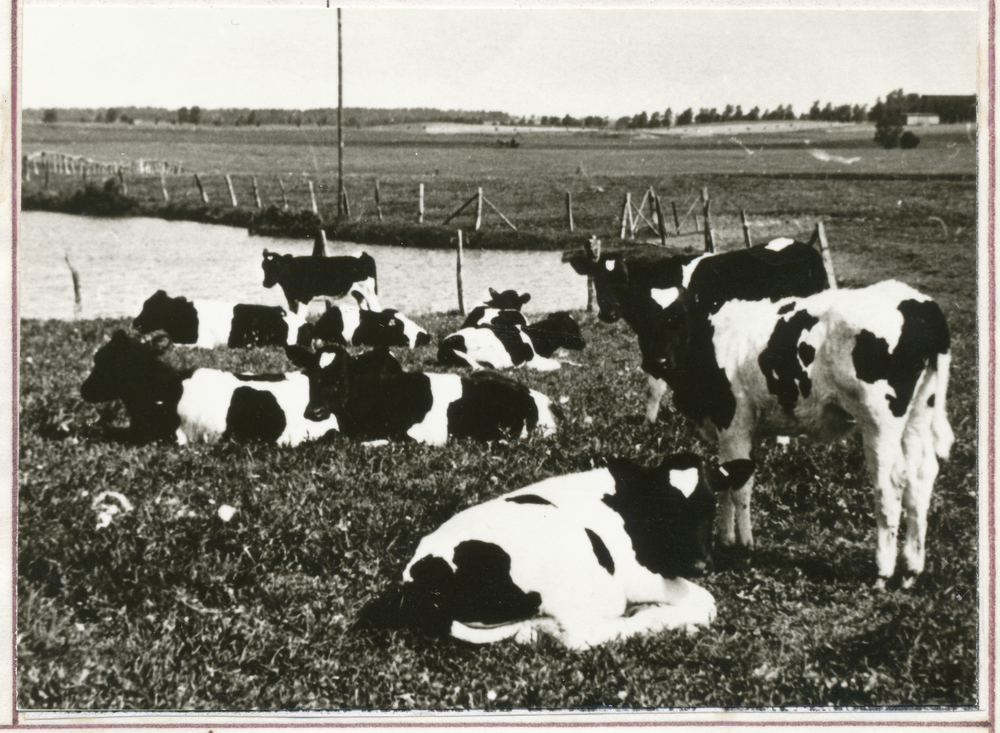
21 4 980 119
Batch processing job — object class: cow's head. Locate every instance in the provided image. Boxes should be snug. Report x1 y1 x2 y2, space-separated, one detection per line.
355 309 431 349
133 289 199 343
486 288 531 310
261 249 289 288
602 453 755 578
286 344 404 422
568 253 630 323
524 312 585 357
81 330 173 403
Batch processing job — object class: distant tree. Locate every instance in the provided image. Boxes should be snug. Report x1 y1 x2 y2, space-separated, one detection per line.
675 108 693 126
733 105 743 121
852 104 868 123
783 105 795 120
583 115 606 128
177 107 189 124
746 106 760 121
649 111 661 128
189 106 202 125
721 104 734 121
615 116 631 129
695 107 718 124
105 108 119 123
809 100 822 120
662 108 673 128
562 114 581 127
42 109 58 123
631 111 648 129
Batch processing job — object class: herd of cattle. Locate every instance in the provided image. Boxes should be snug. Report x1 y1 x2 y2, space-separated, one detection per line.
78 237 954 650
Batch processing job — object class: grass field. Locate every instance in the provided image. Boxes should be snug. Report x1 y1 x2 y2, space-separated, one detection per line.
17 121 981 710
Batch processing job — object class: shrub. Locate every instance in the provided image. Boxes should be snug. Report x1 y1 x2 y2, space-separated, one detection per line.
874 120 903 149
899 130 921 149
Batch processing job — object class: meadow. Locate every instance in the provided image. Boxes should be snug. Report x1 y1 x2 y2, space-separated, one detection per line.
16 121 981 710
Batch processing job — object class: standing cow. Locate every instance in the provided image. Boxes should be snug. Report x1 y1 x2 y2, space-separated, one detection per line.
261 249 380 313
568 238 829 422
397 453 755 649
641 279 953 585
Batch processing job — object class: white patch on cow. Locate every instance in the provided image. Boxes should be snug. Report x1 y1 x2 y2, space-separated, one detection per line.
681 254 713 289
766 238 795 251
605 260 616 271
283 307 309 346
649 287 680 310
318 351 338 369
669 468 700 498
192 300 238 348
397 312 428 348
407 373 463 445
339 307 362 344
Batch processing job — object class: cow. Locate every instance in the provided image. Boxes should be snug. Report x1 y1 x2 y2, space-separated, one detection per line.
80 330 340 446
261 249 380 314
568 238 829 422
460 288 531 329
132 290 310 349
303 303 430 349
438 311 585 371
639 279 953 585
396 453 755 649
285 344 560 445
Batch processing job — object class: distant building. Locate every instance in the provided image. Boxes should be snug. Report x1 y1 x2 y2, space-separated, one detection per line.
915 95 977 124
905 112 940 126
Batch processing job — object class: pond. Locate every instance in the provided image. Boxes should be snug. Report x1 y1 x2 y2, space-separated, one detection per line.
18 212 589 320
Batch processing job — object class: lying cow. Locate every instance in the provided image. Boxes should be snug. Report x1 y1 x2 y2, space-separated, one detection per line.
643 279 953 584
285 345 559 445
460 288 532 329
81 330 339 446
568 238 828 422
437 312 585 371
303 303 430 349
399 453 755 649
133 290 310 349
262 249 380 314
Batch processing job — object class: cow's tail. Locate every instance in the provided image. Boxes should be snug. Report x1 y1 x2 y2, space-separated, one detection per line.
930 350 954 460
361 252 378 295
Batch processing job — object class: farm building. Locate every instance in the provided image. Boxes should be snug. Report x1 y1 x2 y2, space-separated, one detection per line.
904 112 940 125
915 94 977 123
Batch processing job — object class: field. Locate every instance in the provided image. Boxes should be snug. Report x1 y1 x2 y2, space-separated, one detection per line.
16 121 981 710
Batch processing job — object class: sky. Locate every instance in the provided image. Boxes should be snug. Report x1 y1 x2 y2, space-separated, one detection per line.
21 4 980 120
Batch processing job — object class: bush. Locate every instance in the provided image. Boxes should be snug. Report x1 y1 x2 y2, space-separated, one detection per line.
874 121 903 149
899 131 921 150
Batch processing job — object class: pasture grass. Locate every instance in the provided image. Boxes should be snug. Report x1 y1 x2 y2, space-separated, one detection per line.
17 211 980 710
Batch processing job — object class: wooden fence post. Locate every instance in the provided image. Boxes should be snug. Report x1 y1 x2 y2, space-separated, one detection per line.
816 222 837 289
702 191 714 253
118 168 128 195
456 229 466 316
619 192 631 240
64 253 82 318
226 174 238 207
313 228 328 257
251 176 262 208
194 174 208 204
566 191 574 232
374 180 383 221
341 188 351 218
584 235 601 312
278 178 288 209
654 194 668 246
21 156 28 182
475 187 483 231
671 201 680 234
160 172 170 202
308 180 319 214
740 209 752 248
419 183 425 224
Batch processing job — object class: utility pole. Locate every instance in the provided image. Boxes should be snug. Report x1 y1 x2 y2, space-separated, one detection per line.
337 7 344 218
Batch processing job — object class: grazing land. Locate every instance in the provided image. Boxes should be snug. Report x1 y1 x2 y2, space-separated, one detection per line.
17 120 980 709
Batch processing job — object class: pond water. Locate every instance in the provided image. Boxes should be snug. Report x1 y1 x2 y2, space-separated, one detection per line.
18 212 588 321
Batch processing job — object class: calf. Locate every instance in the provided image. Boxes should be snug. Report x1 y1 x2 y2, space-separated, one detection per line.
400 454 755 649
133 290 310 349
303 304 430 349
285 345 559 445
80 330 339 446
568 238 828 422
261 249 380 314
647 280 953 584
438 312 584 371
460 288 531 329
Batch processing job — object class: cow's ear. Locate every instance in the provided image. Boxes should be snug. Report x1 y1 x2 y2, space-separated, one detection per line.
110 329 131 345
519 293 531 305
489 287 500 299
285 344 319 371
567 256 594 276
154 289 167 298
148 331 172 355
706 460 755 493
262 249 270 258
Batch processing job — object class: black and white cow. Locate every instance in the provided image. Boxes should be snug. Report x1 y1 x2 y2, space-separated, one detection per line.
460 288 532 329
399 453 755 649
568 238 829 422
438 312 585 371
133 290 310 349
81 330 339 446
261 249 380 314
303 303 430 349
637 279 953 584
285 345 560 445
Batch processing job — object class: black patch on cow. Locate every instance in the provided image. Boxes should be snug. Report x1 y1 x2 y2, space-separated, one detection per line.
483 325 534 365
437 334 469 366
798 342 816 366
585 529 615 575
523 312 586 358
928 395 935 407
852 299 950 418
352 309 412 348
133 291 200 344
228 304 289 348
448 371 540 440
505 494 554 506
461 306 528 330
310 307 348 346
223 387 286 443
758 309 820 413
235 373 288 382
406 541 542 629
778 302 796 315
338 371 435 440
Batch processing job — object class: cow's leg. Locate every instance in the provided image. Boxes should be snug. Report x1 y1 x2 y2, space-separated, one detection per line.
645 374 669 424
900 383 940 581
862 423 908 583
717 430 755 550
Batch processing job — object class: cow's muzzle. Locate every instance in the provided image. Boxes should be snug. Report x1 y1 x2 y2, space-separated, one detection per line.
304 404 331 422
